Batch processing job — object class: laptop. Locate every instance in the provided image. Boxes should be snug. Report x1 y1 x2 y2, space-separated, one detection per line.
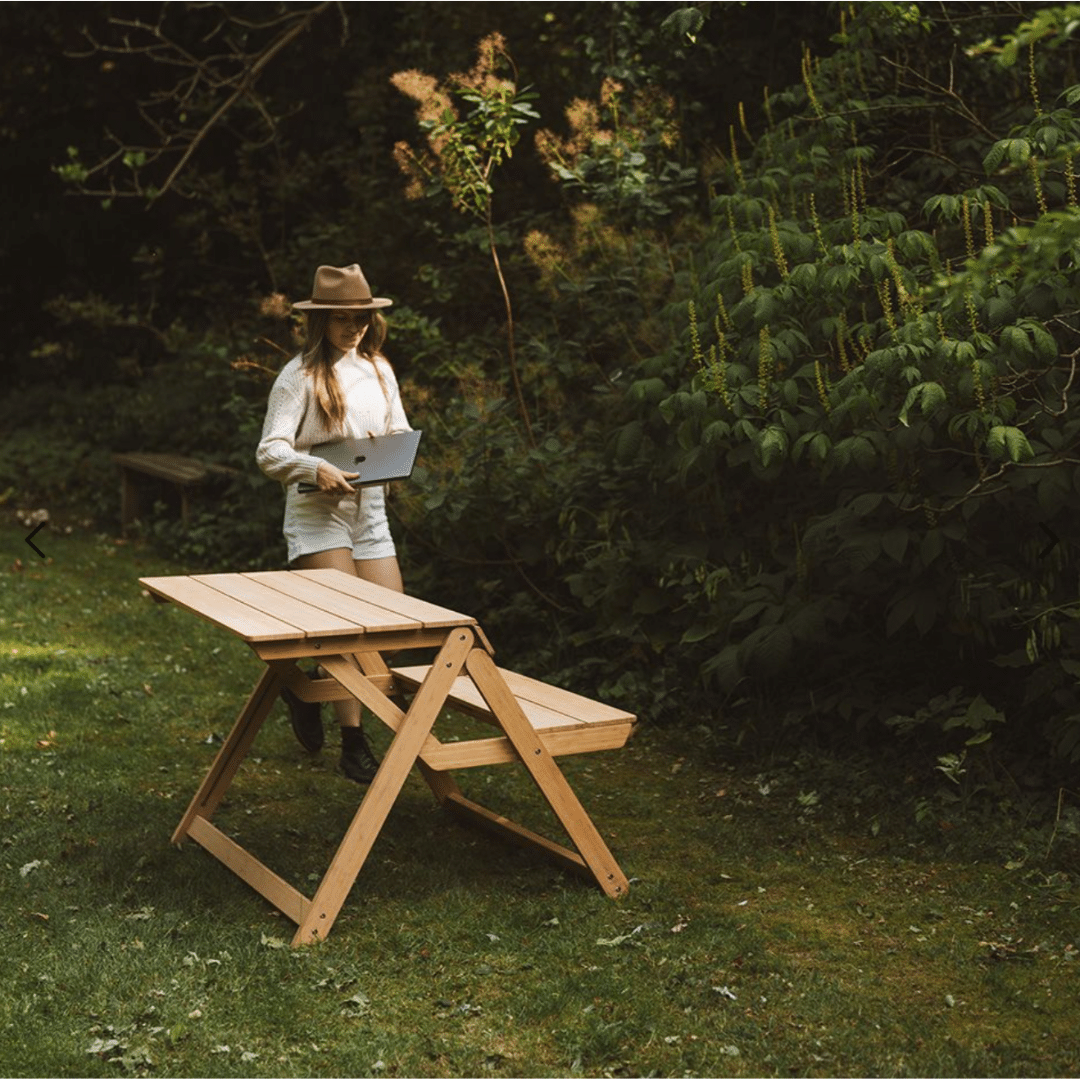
297 430 423 493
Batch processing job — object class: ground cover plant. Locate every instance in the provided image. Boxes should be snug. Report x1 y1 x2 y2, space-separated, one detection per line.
2 520 1078 1078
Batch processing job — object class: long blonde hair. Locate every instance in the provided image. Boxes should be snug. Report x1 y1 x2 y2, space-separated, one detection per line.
301 310 391 434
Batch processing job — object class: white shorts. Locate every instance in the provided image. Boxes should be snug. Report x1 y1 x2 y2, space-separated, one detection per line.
282 484 397 564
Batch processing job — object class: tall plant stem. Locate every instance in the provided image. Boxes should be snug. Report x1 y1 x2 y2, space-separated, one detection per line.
486 208 535 447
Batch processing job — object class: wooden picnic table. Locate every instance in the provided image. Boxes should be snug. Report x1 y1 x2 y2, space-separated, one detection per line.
139 569 634 946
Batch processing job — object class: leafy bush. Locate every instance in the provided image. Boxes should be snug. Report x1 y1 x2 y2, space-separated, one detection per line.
590 3 1080 759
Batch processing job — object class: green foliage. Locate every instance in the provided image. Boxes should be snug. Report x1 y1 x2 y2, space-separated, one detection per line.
390 34 540 220
12 1 1080 777
627 3 1080 759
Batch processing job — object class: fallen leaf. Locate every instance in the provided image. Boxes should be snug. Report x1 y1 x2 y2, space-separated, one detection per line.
341 992 370 1017
596 925 645 947
86 1038 122 1056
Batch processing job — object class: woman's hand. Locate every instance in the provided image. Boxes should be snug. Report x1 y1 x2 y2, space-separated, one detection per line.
315 461 360 495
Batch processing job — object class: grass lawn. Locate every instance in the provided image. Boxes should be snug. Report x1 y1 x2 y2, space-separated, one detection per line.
1 520 1078 1078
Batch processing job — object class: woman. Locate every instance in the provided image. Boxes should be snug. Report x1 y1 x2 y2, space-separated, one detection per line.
256 263 409 784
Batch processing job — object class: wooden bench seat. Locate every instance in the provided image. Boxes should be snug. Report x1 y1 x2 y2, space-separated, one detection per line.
114 451 238 530
390 663 636 769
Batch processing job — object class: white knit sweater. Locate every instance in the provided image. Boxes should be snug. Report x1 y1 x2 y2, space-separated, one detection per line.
256 350 411 489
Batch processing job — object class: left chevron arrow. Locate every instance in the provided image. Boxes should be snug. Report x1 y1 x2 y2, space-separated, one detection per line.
25 522 46 558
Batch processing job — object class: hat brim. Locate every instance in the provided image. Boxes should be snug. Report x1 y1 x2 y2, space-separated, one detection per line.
293 297 393 310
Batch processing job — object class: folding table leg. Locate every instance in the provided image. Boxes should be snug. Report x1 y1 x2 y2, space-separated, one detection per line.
464 649 629 899
171 661 289 844
292 628 475 945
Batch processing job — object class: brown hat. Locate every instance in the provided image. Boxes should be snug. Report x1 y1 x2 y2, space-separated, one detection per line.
293 264 393 310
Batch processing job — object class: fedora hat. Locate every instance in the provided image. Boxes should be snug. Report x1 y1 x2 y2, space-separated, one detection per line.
293 264 393 310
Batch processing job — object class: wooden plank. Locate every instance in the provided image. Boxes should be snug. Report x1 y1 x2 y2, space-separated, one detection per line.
420 723 635 770
283 668 392 703
317 655 439 746
187 817 311 926
190 573 362 638
393 665 634 730
172 663 287 841
500 670 634 725
465 649 629 900
140 575 302 642
115 452 208 484
293 627 476 945
295 569 476 629
253 629 452 662
415 757 463 805
246 570 417 631
441 793 590 879
393 667 572 730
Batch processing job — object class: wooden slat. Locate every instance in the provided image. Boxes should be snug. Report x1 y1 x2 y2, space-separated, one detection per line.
420 723 635 769
172 662 288 841
293 627 477 945
393 665 634 730
500 670 633 724
318 655 431 741
140 575 301 642
465 649 629 899
187 817 310 926
246 570 417 631
283 668 393 703
253 629 453 662
190 573 362 637
295 569 475 629
394 667 585 731
115 452 208 484
442 793 590 878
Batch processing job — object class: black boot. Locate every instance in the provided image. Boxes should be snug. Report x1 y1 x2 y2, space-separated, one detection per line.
281 683 324 753
339 725 380 784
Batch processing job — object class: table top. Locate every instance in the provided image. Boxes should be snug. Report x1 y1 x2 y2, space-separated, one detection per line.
139 569 476 644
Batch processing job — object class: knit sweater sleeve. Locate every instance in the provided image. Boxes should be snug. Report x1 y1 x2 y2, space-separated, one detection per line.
382 358 411 435
255 362 324 487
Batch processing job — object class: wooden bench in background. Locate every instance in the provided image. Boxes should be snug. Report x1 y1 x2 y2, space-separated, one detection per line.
113 451 238 531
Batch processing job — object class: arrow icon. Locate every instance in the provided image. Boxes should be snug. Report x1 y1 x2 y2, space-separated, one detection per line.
25 522 46 559
1038 523 1061 560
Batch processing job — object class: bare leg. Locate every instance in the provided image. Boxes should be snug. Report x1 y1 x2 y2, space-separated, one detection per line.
353 554 404 594
291 548 362 728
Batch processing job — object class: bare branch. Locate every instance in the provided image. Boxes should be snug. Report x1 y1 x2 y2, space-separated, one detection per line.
63 3 333 200
878 54 1000 140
